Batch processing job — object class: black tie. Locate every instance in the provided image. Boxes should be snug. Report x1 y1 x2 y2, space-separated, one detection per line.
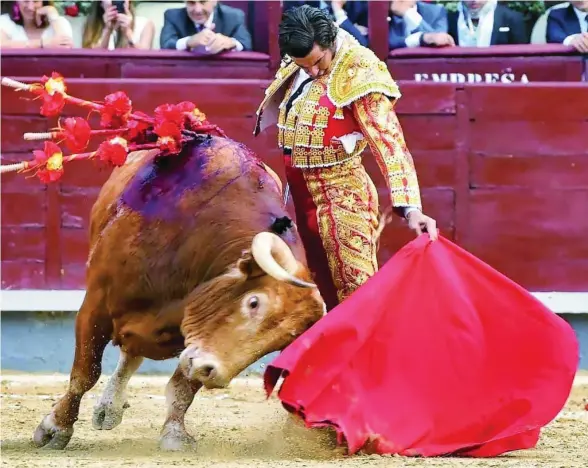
285 77 314 118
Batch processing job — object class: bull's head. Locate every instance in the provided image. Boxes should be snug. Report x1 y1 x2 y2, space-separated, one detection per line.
179 232 326 388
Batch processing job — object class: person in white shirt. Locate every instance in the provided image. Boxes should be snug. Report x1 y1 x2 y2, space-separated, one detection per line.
547 0 588 53
160 0 252 53
0 0 73 49
81 0 155 49
448 0 529 47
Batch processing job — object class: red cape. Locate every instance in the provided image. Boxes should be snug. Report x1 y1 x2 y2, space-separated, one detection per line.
264 235 578 457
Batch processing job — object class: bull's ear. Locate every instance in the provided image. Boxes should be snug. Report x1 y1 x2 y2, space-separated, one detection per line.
235 249 265 279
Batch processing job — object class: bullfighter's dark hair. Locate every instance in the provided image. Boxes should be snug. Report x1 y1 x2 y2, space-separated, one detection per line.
278 5 337 59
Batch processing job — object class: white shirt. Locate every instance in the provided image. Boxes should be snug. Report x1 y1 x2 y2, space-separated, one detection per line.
456 0 497 47
289 29 419 215
107 15 149 50
0 13 73 42
175 11 243 52
563 6 588 46
402 6 427 48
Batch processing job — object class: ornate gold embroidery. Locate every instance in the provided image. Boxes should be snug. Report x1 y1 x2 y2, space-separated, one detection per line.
333 107 344 120
302 157 379 302
310 128 325 148
327 36 401 108
353 92 422 208
315 106 330 128
283 128 295 149
295 125 311 147
300 101 317 126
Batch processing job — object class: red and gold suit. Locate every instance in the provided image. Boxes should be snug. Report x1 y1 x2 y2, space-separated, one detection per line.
255 31 422 310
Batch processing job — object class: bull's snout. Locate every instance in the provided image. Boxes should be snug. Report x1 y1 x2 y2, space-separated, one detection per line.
179 345 227 388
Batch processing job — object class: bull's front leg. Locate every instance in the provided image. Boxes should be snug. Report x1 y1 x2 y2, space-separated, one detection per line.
93 351 143 430
33 294 112 449
159 365 202 451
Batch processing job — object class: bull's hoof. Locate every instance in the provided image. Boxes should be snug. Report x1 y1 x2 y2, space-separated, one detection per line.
159 426 197 452
92 401 129 430
32 414 74 450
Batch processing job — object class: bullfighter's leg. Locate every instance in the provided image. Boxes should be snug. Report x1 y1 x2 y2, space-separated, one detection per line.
302 160 380 303
33 293 112 449
159 364 202 451
92 351 143 430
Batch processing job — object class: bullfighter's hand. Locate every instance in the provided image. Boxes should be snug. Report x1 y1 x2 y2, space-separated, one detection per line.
570 33 588 54
407 210 438 241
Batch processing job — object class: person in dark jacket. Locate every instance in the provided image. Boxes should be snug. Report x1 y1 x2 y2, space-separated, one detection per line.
546 0 588 53
388 0 454 50
447 0 529 46
283 1 368 46
160 0 252 53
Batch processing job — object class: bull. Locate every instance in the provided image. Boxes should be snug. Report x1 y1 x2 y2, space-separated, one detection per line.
32 134 326 450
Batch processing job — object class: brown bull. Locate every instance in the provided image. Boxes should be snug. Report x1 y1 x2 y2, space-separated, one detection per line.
33 134 326 451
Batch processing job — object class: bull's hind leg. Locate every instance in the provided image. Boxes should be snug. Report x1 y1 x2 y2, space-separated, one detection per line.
159 365 202 451
92 351 143 430
33 293 112 449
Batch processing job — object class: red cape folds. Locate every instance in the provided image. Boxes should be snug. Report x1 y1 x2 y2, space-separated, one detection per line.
264 234 578 457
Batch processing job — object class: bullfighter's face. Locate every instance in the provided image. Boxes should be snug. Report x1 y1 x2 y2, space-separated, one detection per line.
571 1 588 12
292 43 336 79
178 233 326 389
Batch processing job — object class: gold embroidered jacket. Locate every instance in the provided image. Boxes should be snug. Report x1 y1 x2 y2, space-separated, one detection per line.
254 32 421 208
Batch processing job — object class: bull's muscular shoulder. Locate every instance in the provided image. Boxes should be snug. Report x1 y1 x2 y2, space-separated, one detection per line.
327 44 401 108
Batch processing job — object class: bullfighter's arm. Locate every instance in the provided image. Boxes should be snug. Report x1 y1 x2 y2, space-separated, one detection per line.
352 92 422 214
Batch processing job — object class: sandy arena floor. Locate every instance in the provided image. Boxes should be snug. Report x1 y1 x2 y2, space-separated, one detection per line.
1 372 587 468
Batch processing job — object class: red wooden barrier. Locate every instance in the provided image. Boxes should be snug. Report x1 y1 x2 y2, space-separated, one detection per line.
388 44 583 83
2 79 587 292
0 44 583 82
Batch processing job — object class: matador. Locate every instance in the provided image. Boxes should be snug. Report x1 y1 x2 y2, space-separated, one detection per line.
254 5 437 310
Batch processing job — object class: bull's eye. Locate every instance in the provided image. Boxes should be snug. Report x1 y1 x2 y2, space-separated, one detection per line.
248 296 259 310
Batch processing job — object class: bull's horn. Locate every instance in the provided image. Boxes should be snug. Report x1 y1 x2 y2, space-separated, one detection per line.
251 232 316 288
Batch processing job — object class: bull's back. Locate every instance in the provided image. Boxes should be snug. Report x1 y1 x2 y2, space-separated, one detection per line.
87 136 286 300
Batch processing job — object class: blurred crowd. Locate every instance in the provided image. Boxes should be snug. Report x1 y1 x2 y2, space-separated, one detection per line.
0 1 586 54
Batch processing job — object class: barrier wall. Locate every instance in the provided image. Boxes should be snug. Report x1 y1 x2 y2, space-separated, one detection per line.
2 79 587 294
1 44 584 82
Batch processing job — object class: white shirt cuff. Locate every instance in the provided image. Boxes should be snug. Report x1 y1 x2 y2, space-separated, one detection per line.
562 34 580 46
333 8 348 26
405 32 423 48
403 8 423 32
404 206 420 217
232 38 244 52
176 36 191 51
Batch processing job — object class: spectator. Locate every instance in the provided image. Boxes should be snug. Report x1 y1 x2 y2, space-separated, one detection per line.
160 0 252 53
283 1 369 46
82 0 154 49
547 0 588 53
0 0 72 48
448 0 529 46
388 0 454 50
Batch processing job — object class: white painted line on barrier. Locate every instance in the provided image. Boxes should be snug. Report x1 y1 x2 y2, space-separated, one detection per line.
1 290 587 314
